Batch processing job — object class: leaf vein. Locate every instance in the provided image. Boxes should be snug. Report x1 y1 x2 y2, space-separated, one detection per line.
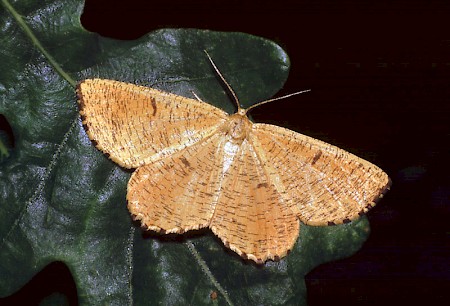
186 241 234 306
1 0 76 86
0 117 78 248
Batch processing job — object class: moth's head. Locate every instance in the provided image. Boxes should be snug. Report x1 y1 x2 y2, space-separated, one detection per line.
225 113 252 142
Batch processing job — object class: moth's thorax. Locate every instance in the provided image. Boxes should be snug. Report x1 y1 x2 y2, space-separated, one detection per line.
223 112 252 143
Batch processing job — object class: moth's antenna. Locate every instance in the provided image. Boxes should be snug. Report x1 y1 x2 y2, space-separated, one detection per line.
245 89 311 113
204 50 242 111
204 50 311 114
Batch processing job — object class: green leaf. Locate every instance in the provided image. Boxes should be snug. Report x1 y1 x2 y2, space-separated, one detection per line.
0 0 371 305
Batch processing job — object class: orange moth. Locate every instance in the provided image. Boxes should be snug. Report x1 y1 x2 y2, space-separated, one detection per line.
77 52 390 263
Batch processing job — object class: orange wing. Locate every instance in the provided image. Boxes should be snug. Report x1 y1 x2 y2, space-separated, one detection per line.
127 128 299 262
209 139 299 263
250 123 391 226
77 79 228 168
127 132 227 233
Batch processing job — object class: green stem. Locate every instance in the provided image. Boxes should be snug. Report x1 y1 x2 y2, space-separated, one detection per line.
0 137 9 158
1 0 76 87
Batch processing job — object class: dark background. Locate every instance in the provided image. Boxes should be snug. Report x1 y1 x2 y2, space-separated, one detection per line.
1 0 449 305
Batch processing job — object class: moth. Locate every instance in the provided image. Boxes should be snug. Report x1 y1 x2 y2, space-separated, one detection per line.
77 52 390 263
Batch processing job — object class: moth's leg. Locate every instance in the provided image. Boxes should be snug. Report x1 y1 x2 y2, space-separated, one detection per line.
190 91 204 102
